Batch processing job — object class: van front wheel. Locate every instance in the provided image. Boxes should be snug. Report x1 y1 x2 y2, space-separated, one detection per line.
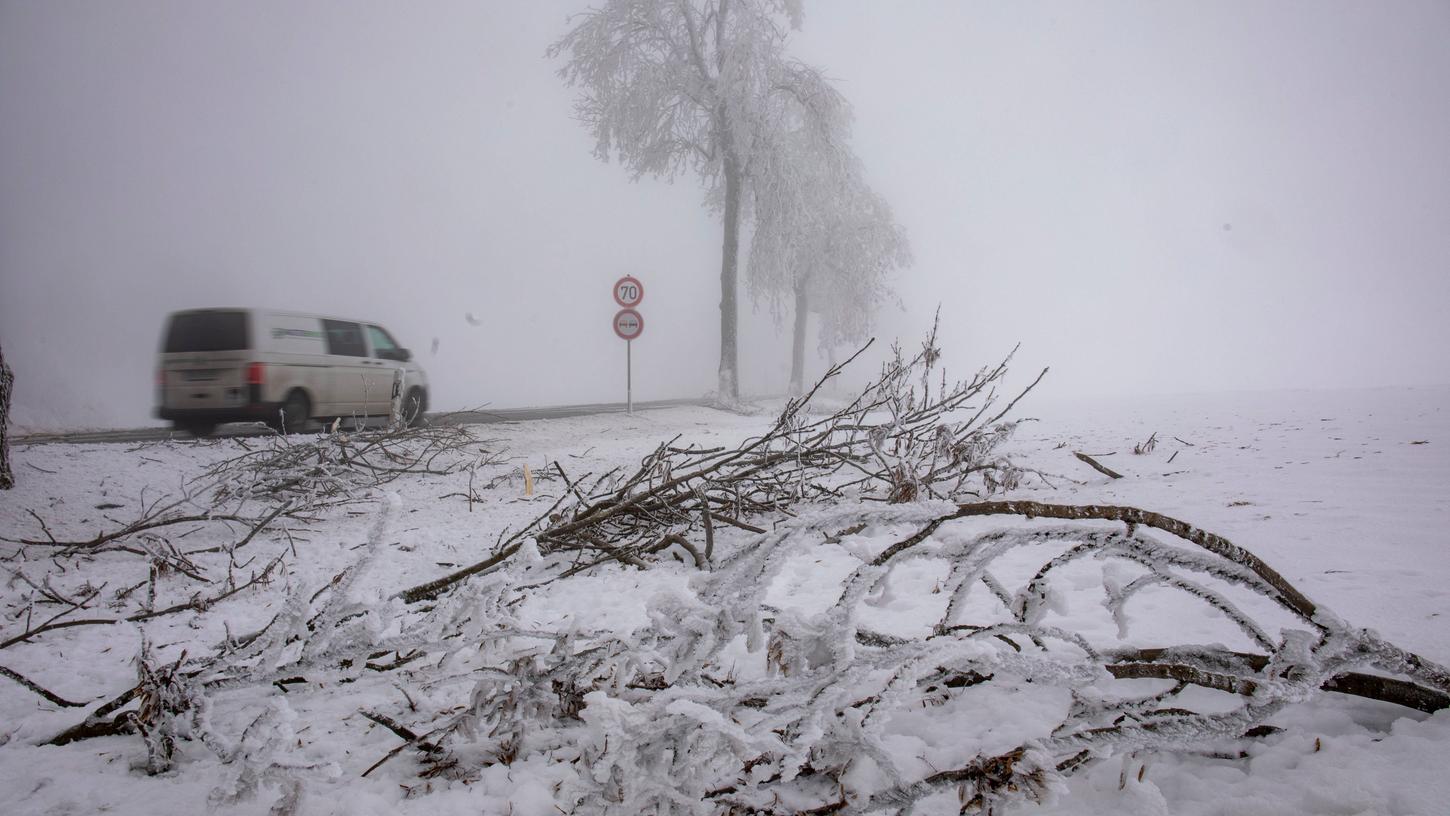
274 390 311 434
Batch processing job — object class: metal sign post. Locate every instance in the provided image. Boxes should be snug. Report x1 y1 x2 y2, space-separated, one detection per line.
612 277 645 414
612 307 645 414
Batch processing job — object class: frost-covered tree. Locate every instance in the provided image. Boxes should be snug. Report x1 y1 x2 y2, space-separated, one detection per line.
804 181 909 381
549 0 845 400
741 59 909 394
747 122 910 393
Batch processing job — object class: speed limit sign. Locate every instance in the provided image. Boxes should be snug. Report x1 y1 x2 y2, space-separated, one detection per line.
613 276 644 307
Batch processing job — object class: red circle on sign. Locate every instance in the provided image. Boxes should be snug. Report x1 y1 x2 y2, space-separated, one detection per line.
613 276 645 307
613 308 644 340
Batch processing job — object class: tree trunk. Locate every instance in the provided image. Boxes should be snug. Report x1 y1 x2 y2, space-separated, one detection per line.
0 344 13 489
717 152 742 401
789 282 808 396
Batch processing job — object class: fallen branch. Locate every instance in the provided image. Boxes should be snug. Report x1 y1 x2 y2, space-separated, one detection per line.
1073 451 1124 479
1 554 284 650
5 509 260 553
1133 432 1158 455
45 686 140 745
1106 648 1450 714
182 500 293 556
0 664 87 707
360 709 442 753
201 420 495 504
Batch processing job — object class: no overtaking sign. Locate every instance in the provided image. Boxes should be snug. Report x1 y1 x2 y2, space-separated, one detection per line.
613 308 644 340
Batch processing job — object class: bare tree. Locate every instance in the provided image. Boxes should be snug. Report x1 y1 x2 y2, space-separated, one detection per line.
0 343 13 489
550 0 846 401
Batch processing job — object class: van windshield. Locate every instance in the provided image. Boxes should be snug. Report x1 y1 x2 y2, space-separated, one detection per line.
164 310 249 353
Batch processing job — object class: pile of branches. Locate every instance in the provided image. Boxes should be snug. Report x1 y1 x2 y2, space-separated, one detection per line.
3 417 496 572
0 485 290 654
1 489 296 561
402 329 1048 602
201 419 497 505
23 496 1446 812
0 420 498 725
383 501 1450 814
1 488 299 665
8 500 416 775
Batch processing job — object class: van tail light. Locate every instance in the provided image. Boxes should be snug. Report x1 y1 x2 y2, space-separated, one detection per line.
156 369 165 387
246 362 265 385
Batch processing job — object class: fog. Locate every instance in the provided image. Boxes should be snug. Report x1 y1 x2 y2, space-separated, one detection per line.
2 0 1447 430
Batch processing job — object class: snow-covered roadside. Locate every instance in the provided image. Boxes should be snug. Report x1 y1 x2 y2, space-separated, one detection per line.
1011 385 1450 815
0 387 1446 815
1020 386 1450 659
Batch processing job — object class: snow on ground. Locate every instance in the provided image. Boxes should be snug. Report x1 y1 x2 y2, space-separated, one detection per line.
1022 386 1450 660
0 385 1446 815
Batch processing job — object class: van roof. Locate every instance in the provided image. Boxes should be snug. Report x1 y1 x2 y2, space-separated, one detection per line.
169 307 392 327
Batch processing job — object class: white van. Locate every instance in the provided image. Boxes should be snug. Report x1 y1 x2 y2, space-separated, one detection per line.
156 308 429 437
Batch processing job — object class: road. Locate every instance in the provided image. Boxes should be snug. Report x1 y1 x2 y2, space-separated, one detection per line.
12 398 708 445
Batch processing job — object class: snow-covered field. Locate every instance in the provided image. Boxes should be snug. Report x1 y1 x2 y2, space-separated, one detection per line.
1 385 1446 815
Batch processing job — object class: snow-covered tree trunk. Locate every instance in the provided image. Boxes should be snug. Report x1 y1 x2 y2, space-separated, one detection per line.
0 343 12 489
788 281 808 395
388 368 405 429
718 150 743 400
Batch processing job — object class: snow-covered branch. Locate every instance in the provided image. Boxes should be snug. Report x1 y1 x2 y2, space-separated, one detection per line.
373 500 1447 814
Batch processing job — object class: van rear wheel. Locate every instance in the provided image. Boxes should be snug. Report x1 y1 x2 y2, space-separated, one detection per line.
273 390 311 434
176 420 217 438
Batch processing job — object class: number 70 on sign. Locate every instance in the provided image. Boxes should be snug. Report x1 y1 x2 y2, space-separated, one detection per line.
613 276 644 308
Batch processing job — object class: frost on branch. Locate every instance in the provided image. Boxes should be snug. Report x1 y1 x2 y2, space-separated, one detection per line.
208 698 340 816
131 636 209 775
392 501 1448 814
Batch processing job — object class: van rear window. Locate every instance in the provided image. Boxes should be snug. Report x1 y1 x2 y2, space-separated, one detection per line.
164 311 250 353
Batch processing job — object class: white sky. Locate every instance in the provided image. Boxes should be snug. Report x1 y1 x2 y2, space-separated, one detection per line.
2 1 1447 428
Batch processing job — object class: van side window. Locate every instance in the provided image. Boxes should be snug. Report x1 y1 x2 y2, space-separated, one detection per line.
367 325 399 357
322 320 366 357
